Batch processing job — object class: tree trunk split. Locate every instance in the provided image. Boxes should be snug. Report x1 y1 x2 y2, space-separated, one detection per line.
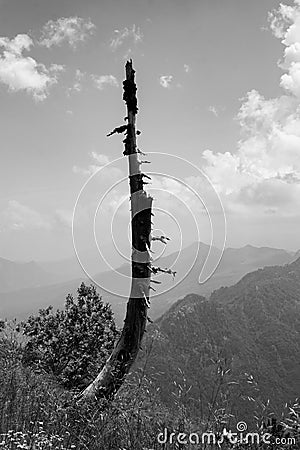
77 60 153 402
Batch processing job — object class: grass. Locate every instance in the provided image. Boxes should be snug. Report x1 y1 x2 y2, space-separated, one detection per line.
0 323 299 449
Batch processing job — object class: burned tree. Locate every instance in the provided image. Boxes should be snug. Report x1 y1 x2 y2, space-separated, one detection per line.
78 60 155 402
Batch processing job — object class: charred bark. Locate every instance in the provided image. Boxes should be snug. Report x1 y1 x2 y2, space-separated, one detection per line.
77 60 153 402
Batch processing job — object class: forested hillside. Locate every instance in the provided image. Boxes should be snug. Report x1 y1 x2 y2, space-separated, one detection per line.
141 257 300 424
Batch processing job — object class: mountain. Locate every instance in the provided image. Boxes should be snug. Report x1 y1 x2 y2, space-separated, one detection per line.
293 248 300 261
39 245 126 283
140 257 300 424
144 242 294 319
0 243 295 325
0 257 56 293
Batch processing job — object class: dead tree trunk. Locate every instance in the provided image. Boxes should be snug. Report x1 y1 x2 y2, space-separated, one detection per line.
78 60 153 402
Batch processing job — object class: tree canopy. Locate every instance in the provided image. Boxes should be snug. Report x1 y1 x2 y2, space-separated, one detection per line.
21 283 119 390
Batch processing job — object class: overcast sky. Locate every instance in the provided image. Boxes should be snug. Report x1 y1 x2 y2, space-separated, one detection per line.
0 0 300 263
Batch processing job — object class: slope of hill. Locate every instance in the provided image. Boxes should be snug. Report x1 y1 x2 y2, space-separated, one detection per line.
0 257 56 293
0 243 295 325
141 257 300 424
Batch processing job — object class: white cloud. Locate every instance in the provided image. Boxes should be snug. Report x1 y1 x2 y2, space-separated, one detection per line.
1 200 51 231
268 3 296 39
159 75 173 88
67 69 85 95
73 164 99 177
0 201 78 233
39 17 95 49
73 69 84 91
92 74 119 90
0 34 32 55
110 25 143 51
201 1 300 216
208 105 219 117
90 152 110 165
184 64 190 73
54 209 73 228
0 34 63 100
269 0 300 97
73 152 123 180
148 175 206 217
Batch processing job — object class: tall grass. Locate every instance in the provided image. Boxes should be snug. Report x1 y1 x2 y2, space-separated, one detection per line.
0 323 298 449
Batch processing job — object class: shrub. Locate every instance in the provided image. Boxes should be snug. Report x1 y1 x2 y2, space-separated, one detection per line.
21 283 119 390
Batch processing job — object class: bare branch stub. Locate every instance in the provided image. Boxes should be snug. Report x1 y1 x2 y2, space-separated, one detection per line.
107 124 128 137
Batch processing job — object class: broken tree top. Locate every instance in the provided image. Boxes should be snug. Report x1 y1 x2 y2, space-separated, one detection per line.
123 60 138 115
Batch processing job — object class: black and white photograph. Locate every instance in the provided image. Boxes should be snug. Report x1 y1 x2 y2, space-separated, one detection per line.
0 0 299 448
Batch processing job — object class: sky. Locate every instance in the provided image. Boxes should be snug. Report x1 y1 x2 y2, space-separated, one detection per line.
0 0 300 263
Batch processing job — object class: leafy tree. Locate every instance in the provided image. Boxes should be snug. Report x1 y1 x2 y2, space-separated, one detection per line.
21 283 119 390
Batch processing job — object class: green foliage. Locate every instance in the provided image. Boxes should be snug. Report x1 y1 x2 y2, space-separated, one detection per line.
21 283 119 390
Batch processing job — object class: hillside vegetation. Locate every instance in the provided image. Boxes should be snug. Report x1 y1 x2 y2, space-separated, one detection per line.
0 258 299 448
139 257 300 426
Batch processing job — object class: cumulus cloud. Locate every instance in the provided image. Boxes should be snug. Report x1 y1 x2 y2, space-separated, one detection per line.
0 34 63 100
159 75 173 88
39 17 95 49
110 25 143 51
184 64 190 73
201 0 300 215
92 74 119 90
268 0 300 97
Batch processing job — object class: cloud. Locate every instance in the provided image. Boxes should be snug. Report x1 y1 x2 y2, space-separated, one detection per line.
73 164 99 177
73 152 123 180
268 2 298 39
159 75 173 88
0 201 77 233
184 64 190 73
92 74 119 90
0 34 63 100
1 200 51 231
54 209 73 228
269 1 300 97
208 105 219 117
39 17 95 49
148 175 207 217
110 25 143 51
67 69 85 95
201 1 300 215
0 34 31 55
90 152 110 165
73 69 84 91
203 90 300 211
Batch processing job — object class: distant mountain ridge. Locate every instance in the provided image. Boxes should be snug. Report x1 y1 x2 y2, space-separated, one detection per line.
0 257 56 292
0 243 297 325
